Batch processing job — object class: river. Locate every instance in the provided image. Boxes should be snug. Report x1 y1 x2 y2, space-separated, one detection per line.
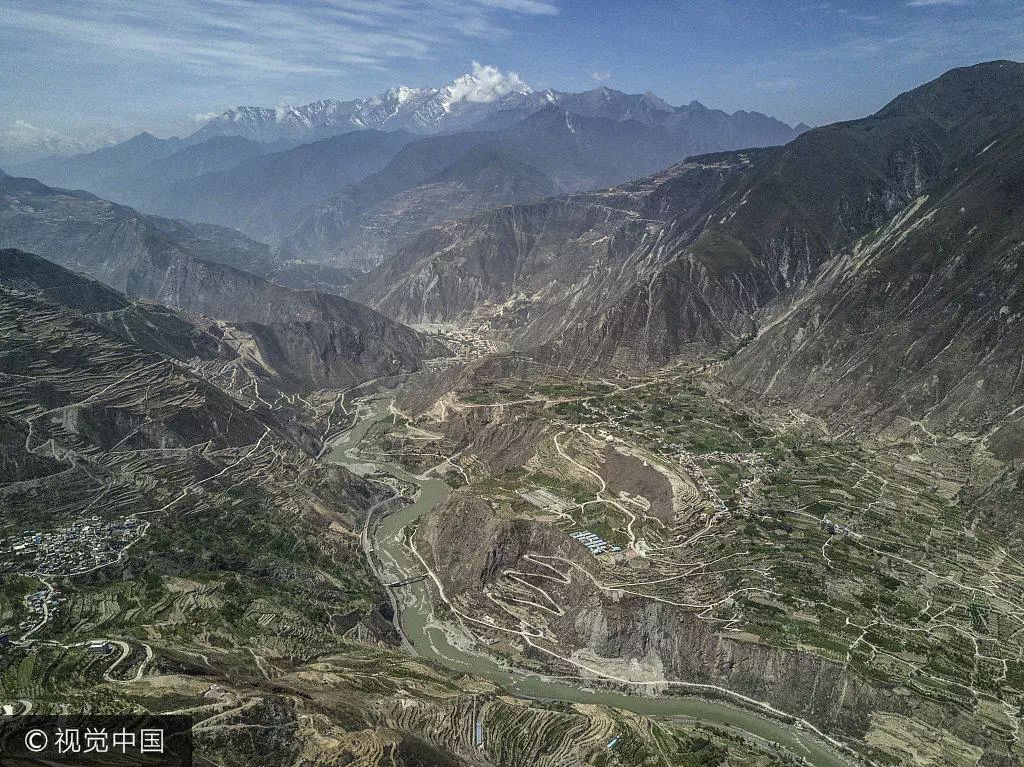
329 399 858 767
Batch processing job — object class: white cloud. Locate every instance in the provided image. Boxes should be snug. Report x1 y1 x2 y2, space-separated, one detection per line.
590 71 611 81
190 111 224 123
904 0 968 6
447 62 531 103
469 0 558 14
0 119 131 161
0 1 559 80
2 119 64 146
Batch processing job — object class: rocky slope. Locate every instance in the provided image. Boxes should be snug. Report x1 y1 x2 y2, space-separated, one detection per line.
417 491 892 747
0 171 275 274
150 130 414 242
0 177 442 389
279 140 560 268
0 249 304 452
408 382 1021 766
725 62 1024 437
357 60 1024 433
349 158 739 357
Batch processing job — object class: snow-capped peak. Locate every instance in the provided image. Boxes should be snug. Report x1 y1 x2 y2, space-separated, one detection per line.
188 63 534 142
442 62 532 108
274 105 295 123
0 119 132 164
392 86 425 104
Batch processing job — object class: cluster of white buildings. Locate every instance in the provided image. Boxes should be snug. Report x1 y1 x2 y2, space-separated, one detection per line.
569 530 621 556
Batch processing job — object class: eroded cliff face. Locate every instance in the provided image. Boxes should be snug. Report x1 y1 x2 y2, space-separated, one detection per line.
558 599 889 733
350 131 927 371
417 493 879 722
726 130 1024 438
416 493 1009 761
350 166 718 331
354 63 1024 402
419 493 590 590
0 176 443 391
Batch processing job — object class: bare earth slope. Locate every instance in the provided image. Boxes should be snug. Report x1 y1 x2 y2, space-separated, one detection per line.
0 176 443 389
355 61 1024 436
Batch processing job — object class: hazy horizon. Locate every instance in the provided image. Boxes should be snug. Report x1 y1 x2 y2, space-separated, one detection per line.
2 0 1023 154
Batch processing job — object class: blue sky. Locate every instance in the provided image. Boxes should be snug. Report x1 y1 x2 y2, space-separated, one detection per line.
1 0 1022 143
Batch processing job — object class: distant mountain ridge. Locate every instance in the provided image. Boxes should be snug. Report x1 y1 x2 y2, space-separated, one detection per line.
276 107 703 268
7 66 805 264
278 139 561 268
14 88 802 267
187 72 804 146
188 65 534 142
351 60 1024 438
0 121 134 166
267 102 804 267
148 129 414 243
477 86 809 139
14 132 187 198
0 173 440 389
5 65 807 172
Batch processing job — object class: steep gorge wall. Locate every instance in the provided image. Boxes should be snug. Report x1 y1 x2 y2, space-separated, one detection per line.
417 494 999 759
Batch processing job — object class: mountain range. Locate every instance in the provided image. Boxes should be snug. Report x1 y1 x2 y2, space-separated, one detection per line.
3 54 1024 767
7 67 805 266
275 106 721 268
349 60 1024 437
144 129 415 243
189 78 808 146
157 102 800 262
5 61 1023 436
0 170 440 389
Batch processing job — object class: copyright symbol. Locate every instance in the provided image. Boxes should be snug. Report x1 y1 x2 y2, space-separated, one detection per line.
25 729 48 753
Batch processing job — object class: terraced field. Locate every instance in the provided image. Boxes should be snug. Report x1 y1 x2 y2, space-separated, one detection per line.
385 365 1024 766
0 260 803 766
0 272 388 714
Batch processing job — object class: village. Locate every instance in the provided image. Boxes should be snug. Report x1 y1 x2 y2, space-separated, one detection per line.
0 516 146 644
415 325 499 365
1 515 144 578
